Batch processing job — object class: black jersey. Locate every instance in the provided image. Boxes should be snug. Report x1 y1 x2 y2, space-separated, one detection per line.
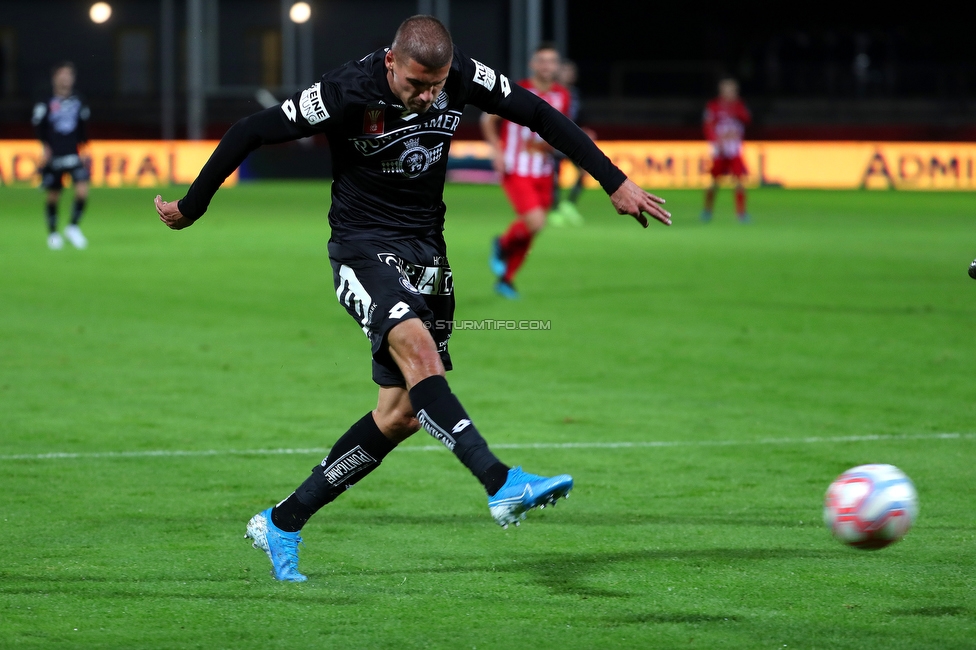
32 95 90 157
179 45 625 240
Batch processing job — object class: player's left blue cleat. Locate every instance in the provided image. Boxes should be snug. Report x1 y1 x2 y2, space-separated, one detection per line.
737 213 751 224
488 466 573 528
700 209 713 223
494 280 519 300
490 236 507 278
245 508 308 582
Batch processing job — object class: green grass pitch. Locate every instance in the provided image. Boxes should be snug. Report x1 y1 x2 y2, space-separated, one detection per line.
1 182 975 648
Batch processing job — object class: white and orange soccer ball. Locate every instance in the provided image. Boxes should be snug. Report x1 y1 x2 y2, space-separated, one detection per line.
823 464 918 550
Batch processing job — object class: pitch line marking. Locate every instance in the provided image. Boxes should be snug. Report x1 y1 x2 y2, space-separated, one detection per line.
0 432 972 462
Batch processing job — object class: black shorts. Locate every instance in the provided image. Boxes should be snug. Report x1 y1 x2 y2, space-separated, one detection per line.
41 155 90 190
329 236 455 387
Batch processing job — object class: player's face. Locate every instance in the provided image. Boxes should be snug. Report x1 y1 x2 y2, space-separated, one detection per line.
52 67 75 96
385 51 451 114
530 49 560 85
719 80 738 101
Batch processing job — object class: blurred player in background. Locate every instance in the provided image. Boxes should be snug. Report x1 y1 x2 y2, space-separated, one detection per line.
548 60 591 227
483 43 570 299
701 77 751 223
33 62 91 249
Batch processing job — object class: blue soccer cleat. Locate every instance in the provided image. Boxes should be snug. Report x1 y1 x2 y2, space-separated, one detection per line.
494 280 519 300
245 508 308 582
700 209 713 223
490 236 507 279
488 466 573 528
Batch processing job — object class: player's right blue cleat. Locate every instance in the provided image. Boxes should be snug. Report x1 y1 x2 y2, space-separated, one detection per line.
700 209 713 223
245 508 307 582
494 280 519 300
488 466 573 528
490 236 507 278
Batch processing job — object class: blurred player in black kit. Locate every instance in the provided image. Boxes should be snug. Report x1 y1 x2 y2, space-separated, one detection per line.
154 16 671 582
33 62 91 250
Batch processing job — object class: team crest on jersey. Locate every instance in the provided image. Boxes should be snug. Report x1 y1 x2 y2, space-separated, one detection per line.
363 105 385 135
433 91 449 111
377 252 453 296
380 137 444 178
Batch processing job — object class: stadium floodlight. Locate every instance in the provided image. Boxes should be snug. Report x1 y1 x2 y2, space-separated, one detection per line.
289 2 311 24
89 2 112 24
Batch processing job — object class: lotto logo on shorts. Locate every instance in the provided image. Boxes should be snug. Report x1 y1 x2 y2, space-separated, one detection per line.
472 59 496 92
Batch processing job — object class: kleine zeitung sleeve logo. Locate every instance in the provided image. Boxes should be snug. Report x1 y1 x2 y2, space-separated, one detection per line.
299 82 330 125
471 59 496 92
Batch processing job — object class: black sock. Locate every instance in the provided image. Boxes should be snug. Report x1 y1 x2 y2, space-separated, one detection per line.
71 197 86 225
409 375 510 496
45 202 58 233
271 412 396 532
569 173 585 203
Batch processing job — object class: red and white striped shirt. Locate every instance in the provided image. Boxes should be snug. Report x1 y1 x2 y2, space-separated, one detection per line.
500 79 571 178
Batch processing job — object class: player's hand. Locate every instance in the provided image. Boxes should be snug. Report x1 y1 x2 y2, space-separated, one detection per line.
610 179 671 228
491 149 506 175
154 195 194 230
525 140 554 155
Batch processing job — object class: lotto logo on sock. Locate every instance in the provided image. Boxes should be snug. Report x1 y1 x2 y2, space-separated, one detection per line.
322 446 377 486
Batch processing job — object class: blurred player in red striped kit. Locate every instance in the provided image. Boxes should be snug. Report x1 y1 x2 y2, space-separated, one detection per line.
483 42 570 299
701 78 751 223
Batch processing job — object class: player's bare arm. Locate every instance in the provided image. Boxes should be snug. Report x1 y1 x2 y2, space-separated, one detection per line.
152 100 314 229
486 82 670 229
480 112 505 174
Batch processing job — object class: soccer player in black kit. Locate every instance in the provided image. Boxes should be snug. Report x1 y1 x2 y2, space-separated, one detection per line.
155 16 671 582
33 62 91 250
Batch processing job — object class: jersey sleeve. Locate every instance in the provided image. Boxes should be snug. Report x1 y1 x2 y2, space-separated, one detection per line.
736 101 752 126
32 102 49 143
702 104 717 141
456 50 626 195
178 79 341 220
78 100 91 144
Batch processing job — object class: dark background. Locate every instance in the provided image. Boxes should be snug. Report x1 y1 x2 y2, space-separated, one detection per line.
1 0 973 141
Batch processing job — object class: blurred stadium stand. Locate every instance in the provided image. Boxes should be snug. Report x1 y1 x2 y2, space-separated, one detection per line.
1 0 973 178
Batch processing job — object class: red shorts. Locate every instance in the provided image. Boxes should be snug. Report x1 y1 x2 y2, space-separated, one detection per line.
501 174 553 215
710 155 747 178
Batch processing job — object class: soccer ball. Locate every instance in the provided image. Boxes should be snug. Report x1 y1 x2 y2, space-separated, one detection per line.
823 464 918 550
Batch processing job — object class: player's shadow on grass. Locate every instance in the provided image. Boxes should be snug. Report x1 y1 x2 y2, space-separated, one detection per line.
508 547 840 599
605 612 739 626
354 547 841 599
328 511 805 529
888 606 969 618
